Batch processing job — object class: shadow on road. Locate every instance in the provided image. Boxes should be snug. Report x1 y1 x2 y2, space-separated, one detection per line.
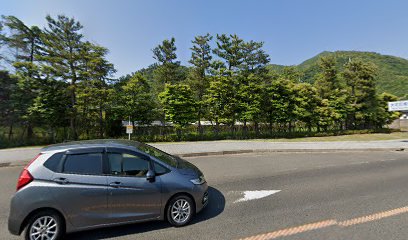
65 186 225 240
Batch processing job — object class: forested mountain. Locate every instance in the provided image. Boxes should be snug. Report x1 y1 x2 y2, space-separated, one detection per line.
268 51 408 97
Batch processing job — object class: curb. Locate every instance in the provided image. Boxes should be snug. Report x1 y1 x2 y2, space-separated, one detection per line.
1 148 405 168
177 148 405 157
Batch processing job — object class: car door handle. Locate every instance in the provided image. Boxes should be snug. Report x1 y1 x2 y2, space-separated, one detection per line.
109 182 122 188
53 178 69 185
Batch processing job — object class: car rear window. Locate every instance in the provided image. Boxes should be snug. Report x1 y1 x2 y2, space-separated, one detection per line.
63 153 103 175
44 152 64 172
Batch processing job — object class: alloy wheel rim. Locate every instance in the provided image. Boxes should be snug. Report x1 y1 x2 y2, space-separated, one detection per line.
171 199 191 223
30 216 58 240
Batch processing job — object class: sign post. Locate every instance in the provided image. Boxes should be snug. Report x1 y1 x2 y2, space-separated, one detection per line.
126 117 133 140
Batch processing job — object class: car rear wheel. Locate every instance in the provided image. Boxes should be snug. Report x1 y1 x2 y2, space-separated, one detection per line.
167 195 195 227
24 210 64 240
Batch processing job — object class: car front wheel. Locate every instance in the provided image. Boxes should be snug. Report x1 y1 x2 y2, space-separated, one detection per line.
167 195 195 227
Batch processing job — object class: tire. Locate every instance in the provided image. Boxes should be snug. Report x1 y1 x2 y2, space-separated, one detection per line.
24 210 64 240
166 195 195 227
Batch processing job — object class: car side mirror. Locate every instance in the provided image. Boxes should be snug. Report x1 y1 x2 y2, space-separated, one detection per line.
146 170 155 182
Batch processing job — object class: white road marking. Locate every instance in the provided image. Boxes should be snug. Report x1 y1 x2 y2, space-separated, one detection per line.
234 190 281 203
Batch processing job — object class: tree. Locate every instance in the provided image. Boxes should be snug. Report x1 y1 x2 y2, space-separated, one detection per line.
1 16 42 64
292 83 320 131
314 55 340 99
188 33 213 132
314 56 350 130
0 71 19 140
262 79 296 133
343 59 378 128
0 21 5 63
118 73 156 126
237 73 263 135
213 34 244 71
236 39 270 135
38 15 86 139
375 92 399 128
240 40 270 75
152 37 185 87
204 70 238 131
1 15 43 138
281 66 304 82
76 42 116 138
28 78 69 142
159 84 197 139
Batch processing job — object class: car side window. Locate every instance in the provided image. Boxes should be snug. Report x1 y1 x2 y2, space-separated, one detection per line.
63 153 103 175
108 152 149 177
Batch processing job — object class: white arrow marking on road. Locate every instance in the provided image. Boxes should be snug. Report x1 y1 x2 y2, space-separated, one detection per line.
234 190 281 203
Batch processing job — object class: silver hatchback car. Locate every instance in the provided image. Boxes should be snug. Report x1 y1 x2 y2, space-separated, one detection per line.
8 140 208 240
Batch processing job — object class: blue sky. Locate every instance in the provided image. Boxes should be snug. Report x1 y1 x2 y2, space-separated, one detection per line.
1 0 408 76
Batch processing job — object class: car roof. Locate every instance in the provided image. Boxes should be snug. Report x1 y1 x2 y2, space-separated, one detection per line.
41 139 143 152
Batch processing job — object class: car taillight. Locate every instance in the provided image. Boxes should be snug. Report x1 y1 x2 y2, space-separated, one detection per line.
16 153 41 191
16 169 33 191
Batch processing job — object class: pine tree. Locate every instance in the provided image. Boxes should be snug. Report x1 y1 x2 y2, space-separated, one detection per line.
213 34 244 72
152 37 185 88
188 33 213 132
343 59 378 128
314 56 340 99
240 40 270 75
38 15 86 139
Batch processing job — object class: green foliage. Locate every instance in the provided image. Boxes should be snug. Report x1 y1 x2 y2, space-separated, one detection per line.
213 34 244 71
188 34 213 128
314 55 340 98
204 71 238 126
152 37 185 87
343 59 378 128
0 71 18 139
1 15 42 63
159 84 197 129
237 74 263 123
118 73 156 125
240 40 270 74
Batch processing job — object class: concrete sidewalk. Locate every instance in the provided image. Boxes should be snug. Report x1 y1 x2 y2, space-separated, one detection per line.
1 139 407 166
154 139 408 156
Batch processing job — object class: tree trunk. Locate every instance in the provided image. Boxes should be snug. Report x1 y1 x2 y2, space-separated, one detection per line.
215 120 220 138
99 105 104 138
70 84 78 140
243 121 247 138
197 113 203 136
27 123 34 139
8 122 13 141
255 121 259 137
176 128 182 141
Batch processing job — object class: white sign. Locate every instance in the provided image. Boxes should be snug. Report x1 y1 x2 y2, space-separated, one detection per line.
126 125 133 134
388 101 408 111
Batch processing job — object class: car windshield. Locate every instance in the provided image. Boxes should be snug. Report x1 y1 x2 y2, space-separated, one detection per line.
138 143 178 168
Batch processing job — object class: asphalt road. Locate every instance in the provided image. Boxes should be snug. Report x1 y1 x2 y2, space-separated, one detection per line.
2 151 408 239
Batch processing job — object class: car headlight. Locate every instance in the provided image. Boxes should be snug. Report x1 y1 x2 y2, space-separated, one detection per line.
190 176 206 185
